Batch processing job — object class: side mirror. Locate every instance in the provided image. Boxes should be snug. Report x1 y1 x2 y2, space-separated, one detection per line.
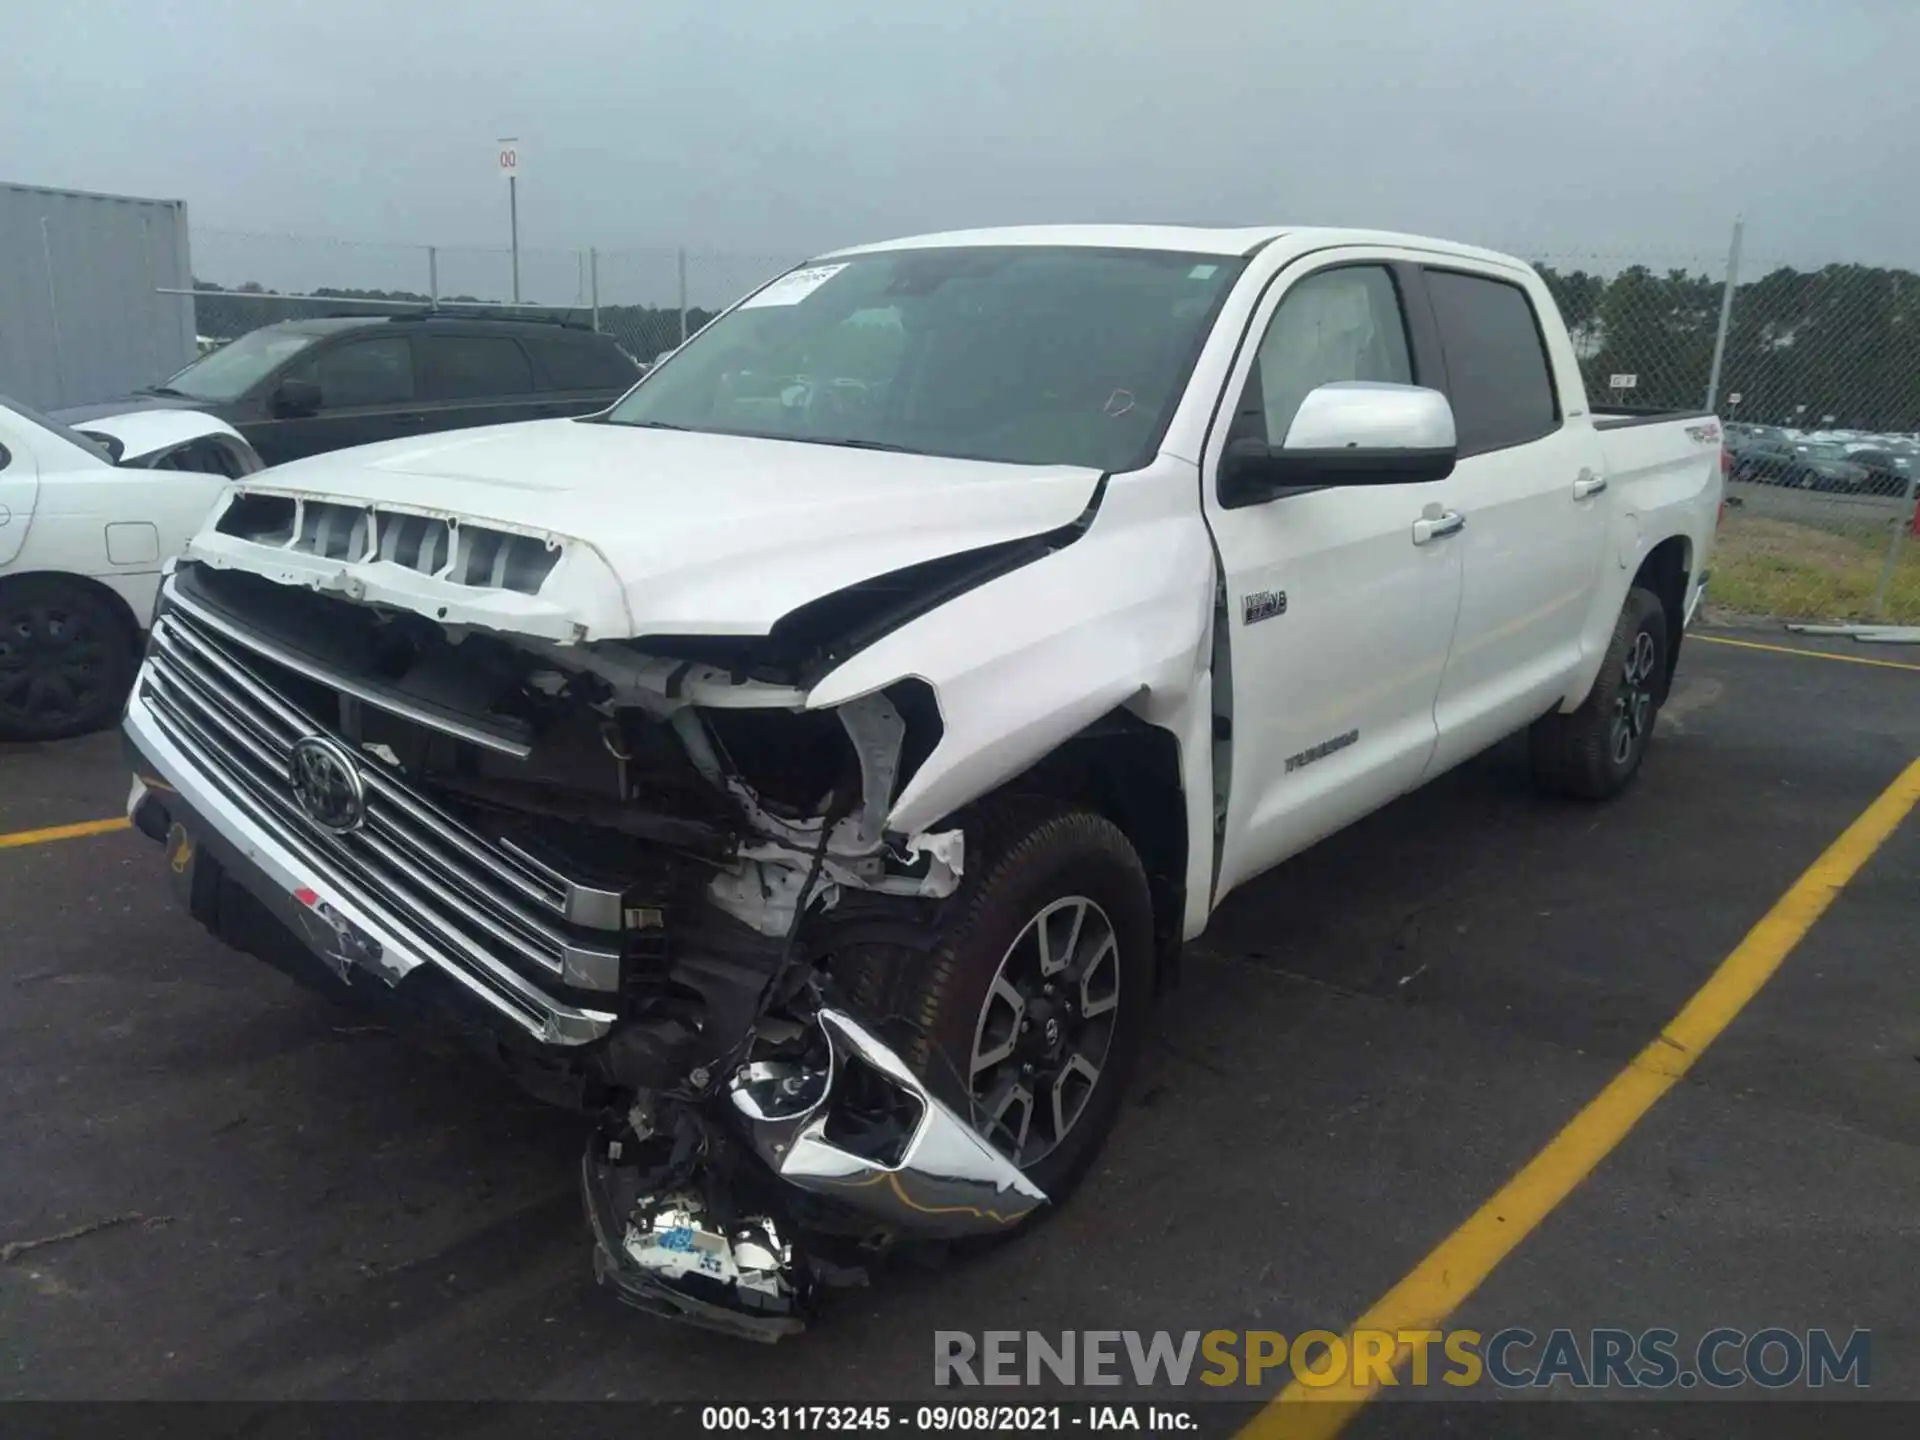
1220 382 1458 508
270 377 322 418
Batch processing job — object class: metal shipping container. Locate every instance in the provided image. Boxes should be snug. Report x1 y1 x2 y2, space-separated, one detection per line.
0 180 196 410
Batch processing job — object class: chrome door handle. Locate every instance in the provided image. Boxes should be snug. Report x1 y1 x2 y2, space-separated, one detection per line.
1412 510 1465 545
1573 472 1608 499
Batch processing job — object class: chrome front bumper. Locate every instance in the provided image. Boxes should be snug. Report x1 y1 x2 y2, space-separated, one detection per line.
123 686 617 1047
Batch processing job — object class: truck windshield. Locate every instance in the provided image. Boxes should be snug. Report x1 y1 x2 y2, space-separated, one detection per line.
157 329 321 402
604 246 1246 471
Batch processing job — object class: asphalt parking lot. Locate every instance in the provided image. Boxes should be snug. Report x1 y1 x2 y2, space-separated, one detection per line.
3 627 1918 1432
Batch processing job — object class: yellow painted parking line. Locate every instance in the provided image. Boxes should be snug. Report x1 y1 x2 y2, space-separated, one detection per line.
1693 633 1920 672
1241 754 1920 1440
0 817 132 850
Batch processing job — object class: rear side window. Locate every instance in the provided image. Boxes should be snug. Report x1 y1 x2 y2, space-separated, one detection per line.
292 337 415 409
528 338 640 392
1422 270 1559 456
420 335 535 400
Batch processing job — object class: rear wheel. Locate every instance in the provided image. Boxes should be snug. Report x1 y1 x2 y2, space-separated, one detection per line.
831 799 1155 1209
1529 586 1669 801
0 577 137 742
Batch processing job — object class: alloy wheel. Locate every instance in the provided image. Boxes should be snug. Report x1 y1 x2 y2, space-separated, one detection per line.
0 602 110 732
968 895 1121 1168
1610 629 1659 767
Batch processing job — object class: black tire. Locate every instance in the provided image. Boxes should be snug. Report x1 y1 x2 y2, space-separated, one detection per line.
0 576 138 743
830 797 1155 1213
1529 586 1669 802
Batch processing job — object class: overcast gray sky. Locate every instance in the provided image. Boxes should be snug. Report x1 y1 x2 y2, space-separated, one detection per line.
6 0 1916 299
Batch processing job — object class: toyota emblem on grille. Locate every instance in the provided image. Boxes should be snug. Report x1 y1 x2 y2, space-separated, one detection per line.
289 735 366 835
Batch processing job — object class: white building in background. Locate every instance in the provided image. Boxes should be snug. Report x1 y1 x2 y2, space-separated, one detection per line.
0 181 197 410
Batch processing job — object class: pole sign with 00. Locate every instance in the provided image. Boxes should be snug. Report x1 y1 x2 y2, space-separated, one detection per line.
497 141 521 180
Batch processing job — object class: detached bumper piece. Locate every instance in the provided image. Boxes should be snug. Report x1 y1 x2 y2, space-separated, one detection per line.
585 1007 1046 1341
583 1147 808 1344
730 1009 1046 1238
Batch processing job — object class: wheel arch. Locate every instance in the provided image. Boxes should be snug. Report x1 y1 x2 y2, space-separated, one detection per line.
0 568 146 648
1631 533 1692 697
996 707 1189 988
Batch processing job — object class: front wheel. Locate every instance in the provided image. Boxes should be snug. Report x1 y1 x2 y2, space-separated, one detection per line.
1529 586 1670 801
0 577 137 742
831 800 1155 1210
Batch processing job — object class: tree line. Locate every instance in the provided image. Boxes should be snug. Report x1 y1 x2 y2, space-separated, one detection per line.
192 261 1920 432
1536 261 1920 431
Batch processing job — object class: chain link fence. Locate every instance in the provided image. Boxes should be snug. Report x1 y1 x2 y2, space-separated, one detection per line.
1531 238 1919 626
186 228 797 365
177 224 1920 625
590 248 799 363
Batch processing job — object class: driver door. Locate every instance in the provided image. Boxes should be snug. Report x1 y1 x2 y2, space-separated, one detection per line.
1204 255 1466 903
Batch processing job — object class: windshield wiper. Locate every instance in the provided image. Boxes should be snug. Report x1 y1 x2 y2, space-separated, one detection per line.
139 385 189 398
799 436 921 454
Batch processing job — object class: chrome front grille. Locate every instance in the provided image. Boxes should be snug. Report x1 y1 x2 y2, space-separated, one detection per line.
138 595 626 1034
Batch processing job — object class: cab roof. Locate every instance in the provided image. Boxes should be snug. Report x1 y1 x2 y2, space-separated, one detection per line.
821 224 1529 270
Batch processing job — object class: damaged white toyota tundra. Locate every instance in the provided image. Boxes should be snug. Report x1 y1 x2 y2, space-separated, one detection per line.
123 226 1724 1339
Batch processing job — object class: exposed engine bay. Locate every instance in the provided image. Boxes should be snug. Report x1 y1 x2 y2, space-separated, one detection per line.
135 560 1053 1340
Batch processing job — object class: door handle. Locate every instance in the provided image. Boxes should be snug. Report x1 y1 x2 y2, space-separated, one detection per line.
1573 472 1608 499
1411 510 1466 545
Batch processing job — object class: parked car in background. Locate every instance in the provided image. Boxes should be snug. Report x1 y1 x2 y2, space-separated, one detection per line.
1842 442 1918 498
1788 441 1871 492
54 313 644 467
1 396 264 741
1727 426 1802 483
1730 433 1868 492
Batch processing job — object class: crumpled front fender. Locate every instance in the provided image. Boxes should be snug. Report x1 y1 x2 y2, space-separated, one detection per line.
804 469 1218 840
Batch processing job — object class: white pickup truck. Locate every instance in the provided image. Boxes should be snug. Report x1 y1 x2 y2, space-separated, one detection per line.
121 225 1724 1339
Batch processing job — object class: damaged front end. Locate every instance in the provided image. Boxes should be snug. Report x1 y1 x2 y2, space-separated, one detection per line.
585 1008 1044 1340
124 551 1047 1342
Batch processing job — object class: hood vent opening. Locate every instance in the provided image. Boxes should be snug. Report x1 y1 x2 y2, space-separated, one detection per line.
216 494 562 596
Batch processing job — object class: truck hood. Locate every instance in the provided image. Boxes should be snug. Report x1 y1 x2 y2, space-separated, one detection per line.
188 418 1104 642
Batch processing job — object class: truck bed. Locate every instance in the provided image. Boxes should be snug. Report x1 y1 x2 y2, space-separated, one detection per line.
1590 404 1717 431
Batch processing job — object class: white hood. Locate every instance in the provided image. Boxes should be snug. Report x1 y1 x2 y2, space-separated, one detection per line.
189 419 1103 641
74 409 251 465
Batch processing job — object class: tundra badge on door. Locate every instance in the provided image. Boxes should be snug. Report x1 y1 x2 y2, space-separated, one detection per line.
1243 589 1287 625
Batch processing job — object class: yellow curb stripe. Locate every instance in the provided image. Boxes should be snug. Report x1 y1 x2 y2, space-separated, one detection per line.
1692 633 1920 672
0 817 132 850
1241 754 1920 1439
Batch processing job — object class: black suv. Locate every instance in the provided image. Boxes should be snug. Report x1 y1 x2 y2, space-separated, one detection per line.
54 313 643 467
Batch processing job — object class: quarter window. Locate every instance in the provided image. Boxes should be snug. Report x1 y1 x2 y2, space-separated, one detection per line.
528 338 639 391
421 336 535 400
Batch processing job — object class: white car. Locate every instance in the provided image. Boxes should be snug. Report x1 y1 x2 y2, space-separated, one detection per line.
122 225 1722 1338
0 397 263 740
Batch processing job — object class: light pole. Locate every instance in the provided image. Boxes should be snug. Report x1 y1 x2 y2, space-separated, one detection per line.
498 136 521 305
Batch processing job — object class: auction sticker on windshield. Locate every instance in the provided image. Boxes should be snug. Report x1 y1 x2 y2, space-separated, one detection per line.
740 263 849 308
